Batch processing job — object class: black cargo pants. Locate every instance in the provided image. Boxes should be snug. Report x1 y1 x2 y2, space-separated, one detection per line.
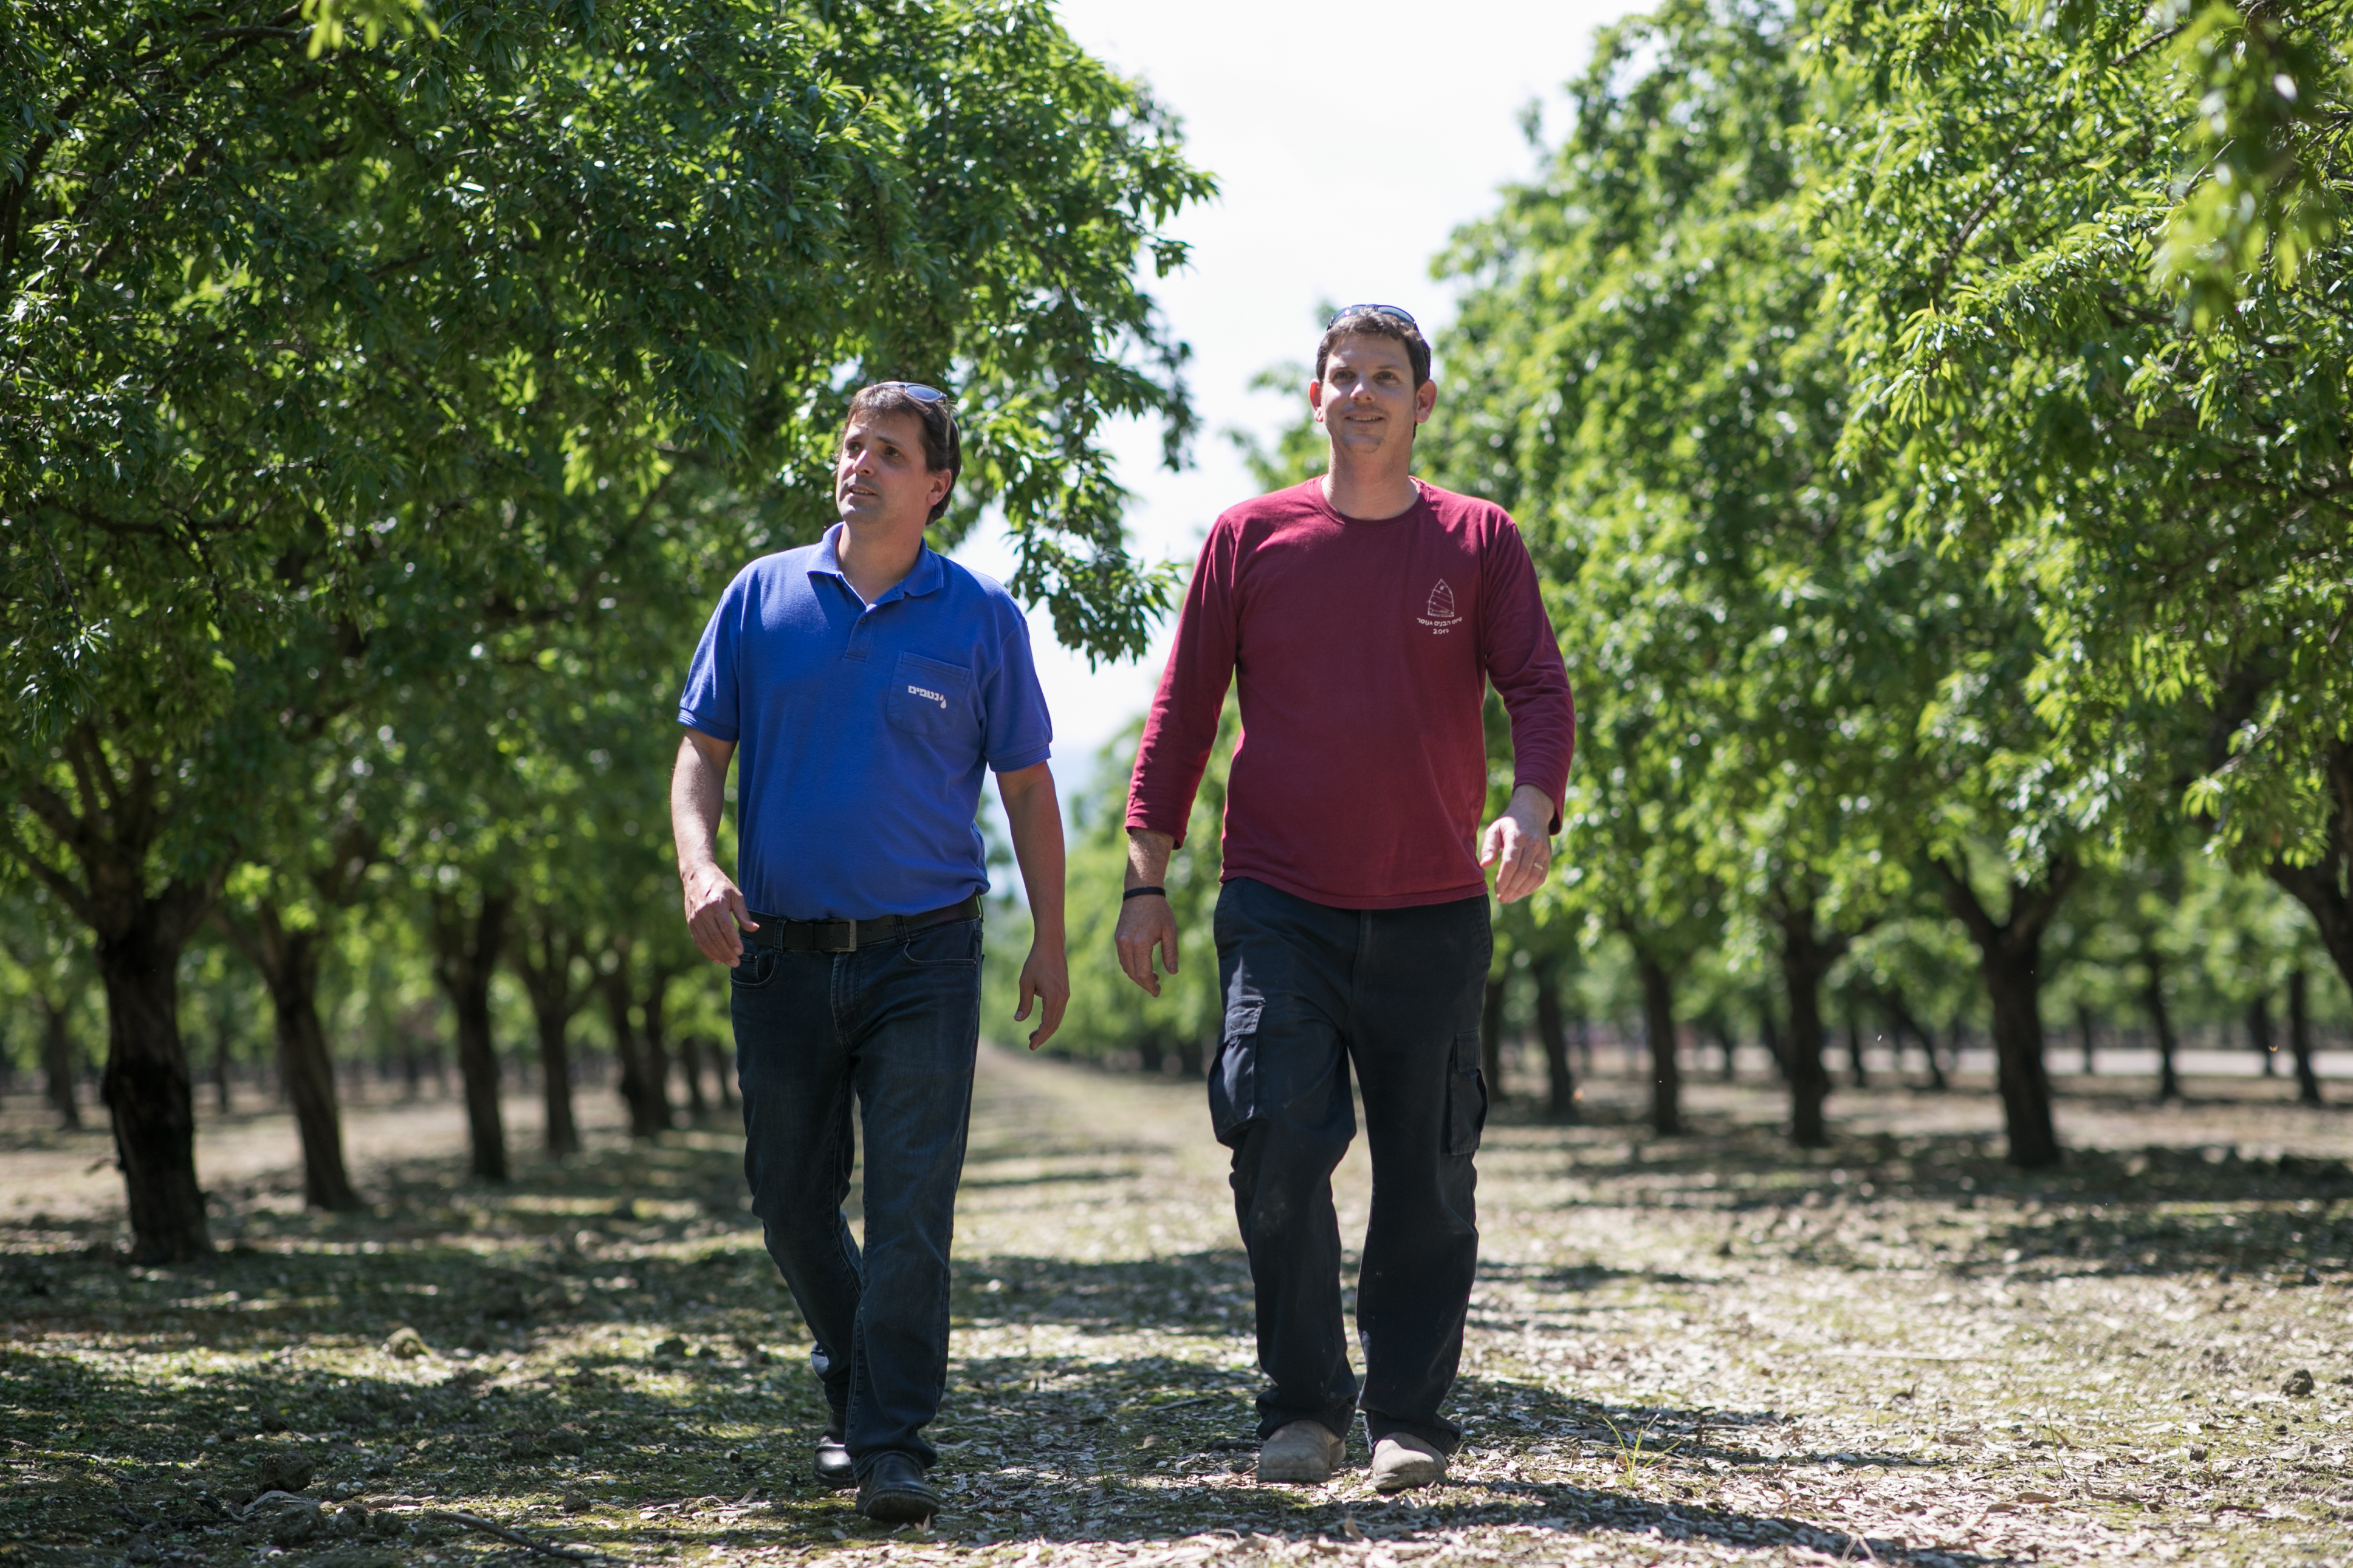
1209 876 1490 1455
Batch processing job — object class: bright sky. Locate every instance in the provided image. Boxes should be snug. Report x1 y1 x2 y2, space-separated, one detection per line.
952 0 1635 797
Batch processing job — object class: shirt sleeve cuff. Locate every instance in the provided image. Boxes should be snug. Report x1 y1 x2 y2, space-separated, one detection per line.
679 709 740 744
1122 806 1189 850
989 743 1052 775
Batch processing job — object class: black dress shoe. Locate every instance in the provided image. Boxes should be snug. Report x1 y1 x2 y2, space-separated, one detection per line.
855 1452 941 1523
814 1428 856 1491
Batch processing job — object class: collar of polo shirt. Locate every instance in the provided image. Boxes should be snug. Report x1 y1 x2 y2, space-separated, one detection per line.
812 522 946 606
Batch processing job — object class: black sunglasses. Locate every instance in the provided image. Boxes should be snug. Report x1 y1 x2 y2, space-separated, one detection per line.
1328 303 1418 329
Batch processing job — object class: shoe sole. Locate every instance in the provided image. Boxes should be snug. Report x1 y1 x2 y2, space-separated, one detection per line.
1257 1441 1345 1485
1372 1462 1446 1493
1256 1462 1335 1484
858 1488 941 1524
817 1469 858 1491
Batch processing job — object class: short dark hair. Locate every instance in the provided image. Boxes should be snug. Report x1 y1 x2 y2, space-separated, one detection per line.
1316 308 1432 388
845 382 961 523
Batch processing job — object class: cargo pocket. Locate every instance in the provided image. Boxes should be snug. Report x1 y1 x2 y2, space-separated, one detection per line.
1444 1030 1487 1155
1207 998 1263 1148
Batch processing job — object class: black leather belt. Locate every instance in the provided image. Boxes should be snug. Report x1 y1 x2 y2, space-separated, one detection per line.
750 895 981 954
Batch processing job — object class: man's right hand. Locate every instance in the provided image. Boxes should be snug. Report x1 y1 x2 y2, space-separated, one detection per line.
1114 891 1179 996
682 861 757 967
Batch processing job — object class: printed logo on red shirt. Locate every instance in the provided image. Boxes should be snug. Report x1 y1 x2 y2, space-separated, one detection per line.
1418 579 1463 635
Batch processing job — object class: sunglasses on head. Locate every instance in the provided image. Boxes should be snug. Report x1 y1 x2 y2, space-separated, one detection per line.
876 380 953 405
1328 303 1418 329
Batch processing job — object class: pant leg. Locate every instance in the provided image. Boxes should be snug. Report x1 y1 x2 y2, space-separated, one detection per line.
839 917 984 1474
732 933 862 1425
1212 878 1359 1442
1348 894 1491 1455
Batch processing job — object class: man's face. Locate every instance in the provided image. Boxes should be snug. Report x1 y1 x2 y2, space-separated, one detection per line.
835 408 950 530
1311 334 1435 456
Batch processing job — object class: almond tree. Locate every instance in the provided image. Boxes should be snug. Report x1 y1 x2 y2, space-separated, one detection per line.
1815 0 2353 999
0 0 1211 1259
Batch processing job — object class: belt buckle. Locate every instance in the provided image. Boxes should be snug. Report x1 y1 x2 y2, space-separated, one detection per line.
817 919 857 954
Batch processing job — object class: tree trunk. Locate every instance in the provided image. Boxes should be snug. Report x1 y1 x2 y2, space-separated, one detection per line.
1757 1003 1787 1084
1774 912 1839 1149
1137 1035 1166 1074
2248 995 2276 1077
95 905 215 1262
712 1039 737 1110
1875 986 1946 1091
1178 1033 1205 1077
210 1015 233 1113
1934 854 2072 1169
535 1011 578 1156
1633 949 1681 1137
1531 956 1576 1123
1711 1016 1738 1080
640 965 677 1134
2266 742 2353 1007
1479 974 1507 1106
40 995 81 1129
246 910 361 1211
1845 1016 1869 1087
600 959 663 1140
2075 1003 2097 1075
507 912 583 1159
430 889 512 1182
680 1034 711 1119
2289 968 2322 1106
2143 950 2180 1104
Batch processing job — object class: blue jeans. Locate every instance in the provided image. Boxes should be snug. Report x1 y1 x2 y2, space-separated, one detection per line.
1211 877 1491 1454
731 915 983 1476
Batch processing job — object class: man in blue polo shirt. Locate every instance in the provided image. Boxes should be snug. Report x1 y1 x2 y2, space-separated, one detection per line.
671 382 1068 1524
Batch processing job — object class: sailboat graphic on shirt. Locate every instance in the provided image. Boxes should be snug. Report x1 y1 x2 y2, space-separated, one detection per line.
1418 579 1462 634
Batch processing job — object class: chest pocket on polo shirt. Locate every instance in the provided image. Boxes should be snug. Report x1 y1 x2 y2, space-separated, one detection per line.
885 651 976 742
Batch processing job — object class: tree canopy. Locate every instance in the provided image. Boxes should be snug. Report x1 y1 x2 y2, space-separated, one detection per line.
0 0 1212 1258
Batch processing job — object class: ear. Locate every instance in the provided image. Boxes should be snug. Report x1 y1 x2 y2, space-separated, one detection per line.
1310 377 1328 426
927 469 953 513
1415 380 1437 425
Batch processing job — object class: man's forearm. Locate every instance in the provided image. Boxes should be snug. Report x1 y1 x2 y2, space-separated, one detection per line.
670 738 729 875
1006 796 1066 940
998 763 1066 940
1125 829 1174 889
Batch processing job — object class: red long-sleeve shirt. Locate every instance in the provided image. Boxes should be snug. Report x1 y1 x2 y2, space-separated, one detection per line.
1127 478 1575 909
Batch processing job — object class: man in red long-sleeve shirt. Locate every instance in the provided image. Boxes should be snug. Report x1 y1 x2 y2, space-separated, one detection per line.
1116 306 1575 1493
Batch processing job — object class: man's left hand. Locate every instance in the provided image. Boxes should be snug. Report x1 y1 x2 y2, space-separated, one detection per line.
1480 784 1556 904
1014 939 1070 1050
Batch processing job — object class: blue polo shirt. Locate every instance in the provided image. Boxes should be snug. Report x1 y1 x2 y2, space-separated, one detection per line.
677 526 1052 920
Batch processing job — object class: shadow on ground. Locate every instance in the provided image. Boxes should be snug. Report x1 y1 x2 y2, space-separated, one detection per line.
0 1340 1993 1568
4 1078 2344 1565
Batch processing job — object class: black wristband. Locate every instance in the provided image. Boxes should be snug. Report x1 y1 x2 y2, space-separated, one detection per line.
1122 885 1167 901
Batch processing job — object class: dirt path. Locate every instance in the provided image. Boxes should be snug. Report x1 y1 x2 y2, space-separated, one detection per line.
2 1050 2346 1568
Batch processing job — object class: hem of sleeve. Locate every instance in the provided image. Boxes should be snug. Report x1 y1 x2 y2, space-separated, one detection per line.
989 744 1053 775
1122 808 1189 851
679 710 741 744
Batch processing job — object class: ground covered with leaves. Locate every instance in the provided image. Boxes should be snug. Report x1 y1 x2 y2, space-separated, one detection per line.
3 1050 2349 1568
